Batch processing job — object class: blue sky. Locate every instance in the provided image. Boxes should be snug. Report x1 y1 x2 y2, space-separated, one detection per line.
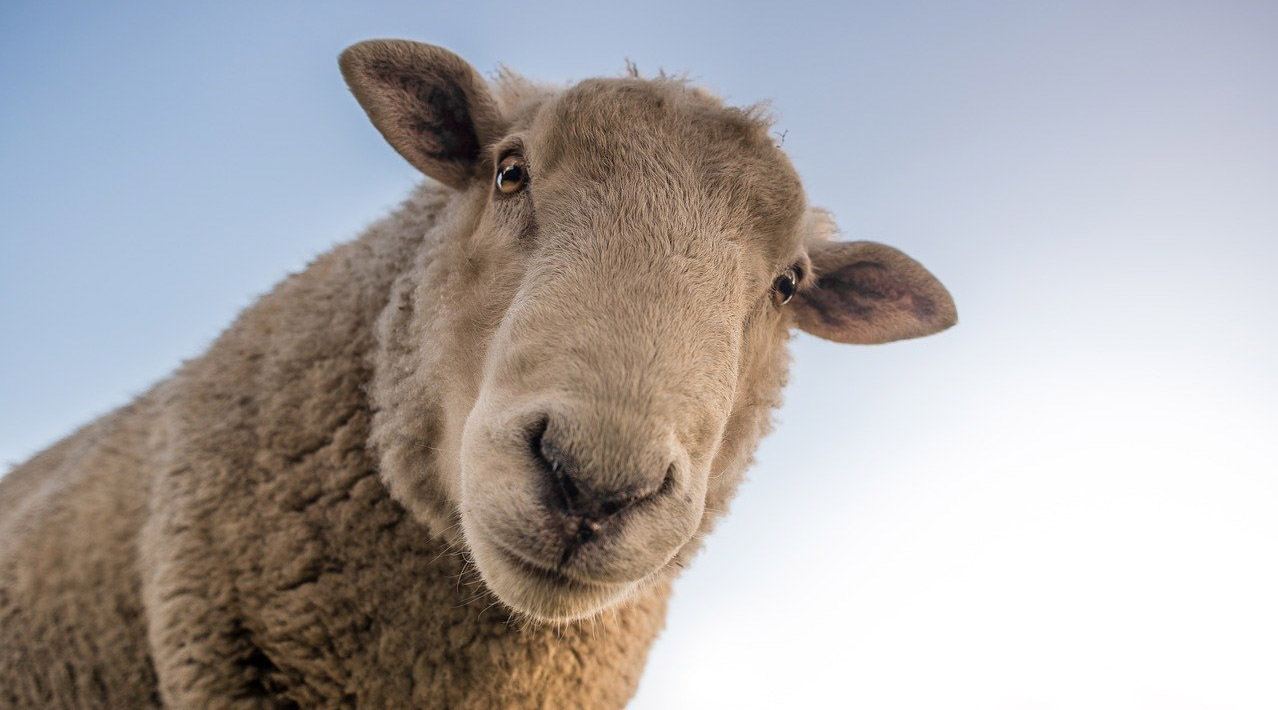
3 1 1276 706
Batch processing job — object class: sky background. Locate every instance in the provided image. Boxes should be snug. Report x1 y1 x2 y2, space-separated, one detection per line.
2 1 1276 707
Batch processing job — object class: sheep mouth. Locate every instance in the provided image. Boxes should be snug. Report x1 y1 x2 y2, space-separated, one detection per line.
491 540 606 591
466 516 660 620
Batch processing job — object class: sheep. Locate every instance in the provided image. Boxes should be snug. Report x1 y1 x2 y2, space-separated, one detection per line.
0 39 957 709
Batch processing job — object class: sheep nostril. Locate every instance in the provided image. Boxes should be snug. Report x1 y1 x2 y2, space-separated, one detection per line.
659 462 676 496
529 415 578 514
598 498 629 518
527 415 678 527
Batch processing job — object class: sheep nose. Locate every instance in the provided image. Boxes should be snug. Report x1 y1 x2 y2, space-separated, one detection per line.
528 416 675 529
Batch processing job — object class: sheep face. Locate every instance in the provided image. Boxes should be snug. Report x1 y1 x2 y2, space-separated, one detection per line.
343 41 958 621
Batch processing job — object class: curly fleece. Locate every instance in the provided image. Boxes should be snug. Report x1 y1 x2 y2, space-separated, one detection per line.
0 185 669 708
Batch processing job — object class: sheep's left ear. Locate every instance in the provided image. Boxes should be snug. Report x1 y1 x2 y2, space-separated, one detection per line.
339 39 505 190
792 239 958 344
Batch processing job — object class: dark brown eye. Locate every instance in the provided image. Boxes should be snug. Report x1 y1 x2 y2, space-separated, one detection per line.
772 268 799 305
496 154 528 195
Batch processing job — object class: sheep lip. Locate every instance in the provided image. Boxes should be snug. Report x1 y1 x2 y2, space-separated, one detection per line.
491 541 609 590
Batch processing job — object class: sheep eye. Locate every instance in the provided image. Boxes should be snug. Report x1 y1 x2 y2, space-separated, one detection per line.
496 155 528 195
772 268 799 305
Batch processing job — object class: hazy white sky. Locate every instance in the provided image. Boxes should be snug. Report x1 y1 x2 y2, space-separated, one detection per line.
2 1 1275 707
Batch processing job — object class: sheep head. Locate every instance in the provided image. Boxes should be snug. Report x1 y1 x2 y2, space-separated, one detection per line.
341 40 957 621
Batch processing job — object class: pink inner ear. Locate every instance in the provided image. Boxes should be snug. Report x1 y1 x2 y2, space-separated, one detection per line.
794 246 956 345
811 261 936 322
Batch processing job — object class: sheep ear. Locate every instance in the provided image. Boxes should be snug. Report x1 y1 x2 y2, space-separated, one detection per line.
792 239 957 344
339 40 505 190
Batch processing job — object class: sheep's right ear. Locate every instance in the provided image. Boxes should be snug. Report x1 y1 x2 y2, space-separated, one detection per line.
339 40 505 190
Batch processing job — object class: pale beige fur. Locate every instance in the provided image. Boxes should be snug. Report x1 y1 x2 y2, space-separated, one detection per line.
0 40 956 708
